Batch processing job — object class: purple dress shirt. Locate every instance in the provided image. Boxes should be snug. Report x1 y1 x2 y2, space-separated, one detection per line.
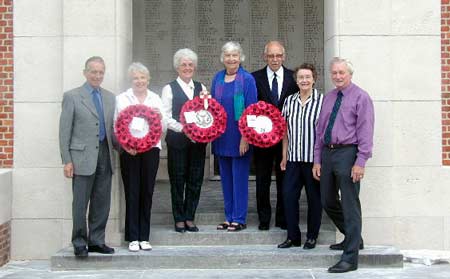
313 82 374 167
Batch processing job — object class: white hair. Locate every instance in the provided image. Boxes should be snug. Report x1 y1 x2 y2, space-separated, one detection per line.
173 48 198 69
329 57 354 75
220 41 245 63
127 62 151 80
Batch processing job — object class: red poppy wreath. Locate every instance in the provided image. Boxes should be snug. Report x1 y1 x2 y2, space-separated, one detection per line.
238 101 286 148
115 104 163 153
180 95 227 143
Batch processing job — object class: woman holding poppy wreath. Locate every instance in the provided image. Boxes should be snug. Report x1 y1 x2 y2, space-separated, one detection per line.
114 62 166 252
161 48 208 233
278 63 323 249
211 41 258 232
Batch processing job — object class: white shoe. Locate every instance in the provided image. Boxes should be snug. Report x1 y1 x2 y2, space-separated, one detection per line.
128 241 140 252
140 241 152 251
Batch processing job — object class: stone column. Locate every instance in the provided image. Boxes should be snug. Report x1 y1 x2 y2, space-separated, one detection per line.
12 0 133 259
323 0 447 249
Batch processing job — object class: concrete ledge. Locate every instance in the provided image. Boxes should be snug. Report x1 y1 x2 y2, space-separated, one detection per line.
51 245 403 270
0 169 12 267
0 169 12 224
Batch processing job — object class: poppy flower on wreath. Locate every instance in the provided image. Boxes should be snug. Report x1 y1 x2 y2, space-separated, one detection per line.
238 101 286 148
180 95 227 143
114 104 163 153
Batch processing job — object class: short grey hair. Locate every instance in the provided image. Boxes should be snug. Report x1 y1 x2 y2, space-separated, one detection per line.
173 48 198 69
84 56 105 72
329 57 354 75
127 62 151 81
220 41 245 63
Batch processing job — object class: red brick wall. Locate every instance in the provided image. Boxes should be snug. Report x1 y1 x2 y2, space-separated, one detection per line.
443 0 450 165
0 0 13 168
0 221 10 267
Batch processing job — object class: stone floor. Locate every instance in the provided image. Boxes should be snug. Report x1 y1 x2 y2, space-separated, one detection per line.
1 260 450 279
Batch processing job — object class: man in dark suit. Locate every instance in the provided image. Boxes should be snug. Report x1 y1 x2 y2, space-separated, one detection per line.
59 56 116 258
251 41 298 230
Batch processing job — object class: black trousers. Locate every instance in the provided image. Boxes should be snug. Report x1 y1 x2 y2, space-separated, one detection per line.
283 162 322 242
167 142 206 223
120 148 160 242
254 143 285 226
320 146 361 264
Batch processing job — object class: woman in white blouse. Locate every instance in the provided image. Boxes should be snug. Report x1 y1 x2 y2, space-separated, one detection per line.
114 62 166 252
161 48 208 233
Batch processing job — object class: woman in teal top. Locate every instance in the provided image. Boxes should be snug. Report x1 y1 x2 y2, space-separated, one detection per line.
211 41 257 231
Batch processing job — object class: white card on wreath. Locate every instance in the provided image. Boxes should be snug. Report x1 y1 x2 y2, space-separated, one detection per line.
130 117 146 132
254 116 273 133
247 115 257 128
184 111 197 124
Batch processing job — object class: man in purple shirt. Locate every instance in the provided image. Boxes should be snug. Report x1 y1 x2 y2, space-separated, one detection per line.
312 57 374 273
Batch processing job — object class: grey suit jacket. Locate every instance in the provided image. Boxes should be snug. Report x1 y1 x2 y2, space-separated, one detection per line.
59 84 116 176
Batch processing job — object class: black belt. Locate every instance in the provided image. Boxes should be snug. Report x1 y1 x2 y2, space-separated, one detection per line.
326 144 356 149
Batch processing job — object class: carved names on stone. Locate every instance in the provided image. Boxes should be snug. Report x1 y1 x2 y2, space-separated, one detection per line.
133 0 324 92
304 0 324 91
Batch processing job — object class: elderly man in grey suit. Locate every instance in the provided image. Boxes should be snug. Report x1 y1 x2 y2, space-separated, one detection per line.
59 56 116 258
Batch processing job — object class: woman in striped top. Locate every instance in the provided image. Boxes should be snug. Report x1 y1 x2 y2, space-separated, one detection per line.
278 63 324 249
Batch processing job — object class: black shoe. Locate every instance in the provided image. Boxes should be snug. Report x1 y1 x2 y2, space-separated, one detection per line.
258 223 270 230
303 239 317 250
329 239 364 250
74 246 88 258
175 223 186 233
185 222 199 232
275 223 287 230
328 260 358 273
277 239 301 248
88 244 115 254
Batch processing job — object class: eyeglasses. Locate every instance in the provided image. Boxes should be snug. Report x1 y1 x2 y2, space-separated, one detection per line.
297 75 313 81
266 54 284 59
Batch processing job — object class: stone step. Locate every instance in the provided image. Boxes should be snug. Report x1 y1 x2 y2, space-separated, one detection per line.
151 213 334 229
51 245 403 271
148 225 336 246
152 181 331 221
150 179 334 227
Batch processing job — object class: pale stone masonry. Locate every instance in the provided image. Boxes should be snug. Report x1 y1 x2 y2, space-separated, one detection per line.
0 169 12 266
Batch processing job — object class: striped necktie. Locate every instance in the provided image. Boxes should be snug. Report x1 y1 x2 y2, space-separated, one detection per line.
324 91 343 145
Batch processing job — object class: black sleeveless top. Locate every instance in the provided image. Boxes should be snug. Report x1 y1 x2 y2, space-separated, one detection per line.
165 80 205 148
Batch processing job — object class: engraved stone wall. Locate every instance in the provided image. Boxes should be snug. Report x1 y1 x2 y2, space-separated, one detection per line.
133 0 324 92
